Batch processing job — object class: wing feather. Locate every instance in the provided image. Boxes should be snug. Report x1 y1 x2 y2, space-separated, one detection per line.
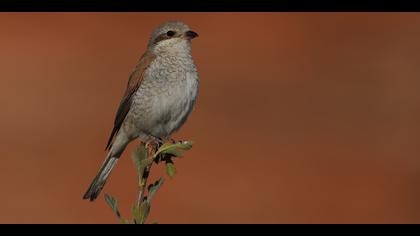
105 51 156 150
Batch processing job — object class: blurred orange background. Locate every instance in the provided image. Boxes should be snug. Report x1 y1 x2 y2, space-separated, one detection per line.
0 13 419 224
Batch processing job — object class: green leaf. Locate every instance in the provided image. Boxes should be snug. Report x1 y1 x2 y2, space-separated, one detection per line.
119 218 130 224
132 206 141 224
147 177 165 203
139 201 151 224
132 144 148 170
138 159 153 174
157 142 174 150
166 163 177 178
132 202 151 224
154 140 193 159
175 140 194 150
104 193 121 219
162 147 183 157
132 145 153 186
138 159 153 186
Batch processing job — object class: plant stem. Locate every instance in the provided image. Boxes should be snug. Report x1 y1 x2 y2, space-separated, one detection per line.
135 142 157 208
136 164 151 207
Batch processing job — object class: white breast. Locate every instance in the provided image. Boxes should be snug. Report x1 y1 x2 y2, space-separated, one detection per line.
150 71 199 137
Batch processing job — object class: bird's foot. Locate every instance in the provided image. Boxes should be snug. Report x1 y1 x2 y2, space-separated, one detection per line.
145 136 163 150
171 138 186 145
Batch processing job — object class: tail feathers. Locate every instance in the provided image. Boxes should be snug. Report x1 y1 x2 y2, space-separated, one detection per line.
83 156 119 201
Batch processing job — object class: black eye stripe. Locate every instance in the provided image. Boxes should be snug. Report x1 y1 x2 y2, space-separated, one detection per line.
166 31 176 37
153 31 178 45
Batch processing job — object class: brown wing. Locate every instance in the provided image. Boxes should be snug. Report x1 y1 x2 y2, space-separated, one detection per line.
105 51 156 150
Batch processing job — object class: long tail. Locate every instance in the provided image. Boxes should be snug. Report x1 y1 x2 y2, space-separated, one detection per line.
83 152 119 201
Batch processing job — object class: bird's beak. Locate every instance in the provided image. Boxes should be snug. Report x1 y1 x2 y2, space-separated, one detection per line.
185 30 199 39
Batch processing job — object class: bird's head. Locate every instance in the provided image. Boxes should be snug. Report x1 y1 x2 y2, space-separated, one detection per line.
147 21 198 54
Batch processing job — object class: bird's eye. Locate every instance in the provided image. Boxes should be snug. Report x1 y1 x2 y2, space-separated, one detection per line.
166 31 176 37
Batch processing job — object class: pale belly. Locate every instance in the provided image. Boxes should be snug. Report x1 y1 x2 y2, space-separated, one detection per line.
125 72 199 140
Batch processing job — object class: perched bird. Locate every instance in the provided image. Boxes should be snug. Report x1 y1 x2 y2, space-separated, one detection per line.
83 21 199 201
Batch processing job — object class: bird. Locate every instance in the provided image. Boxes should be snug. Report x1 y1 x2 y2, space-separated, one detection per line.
83 21 199 201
